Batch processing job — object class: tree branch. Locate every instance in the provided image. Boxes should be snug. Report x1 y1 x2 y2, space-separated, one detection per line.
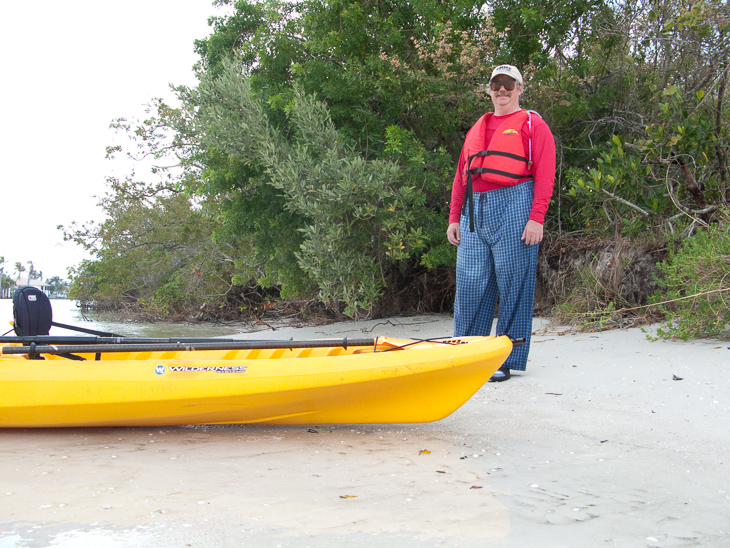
600 188 651 216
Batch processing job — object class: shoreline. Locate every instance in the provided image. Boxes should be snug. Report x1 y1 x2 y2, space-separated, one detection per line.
1 315 728 547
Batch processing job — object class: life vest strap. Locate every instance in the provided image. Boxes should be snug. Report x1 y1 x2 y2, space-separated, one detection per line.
463 156 476 232
466 167 528 180
467 150 528 163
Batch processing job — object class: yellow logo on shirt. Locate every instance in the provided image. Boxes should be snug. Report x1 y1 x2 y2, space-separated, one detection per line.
502 129 519 135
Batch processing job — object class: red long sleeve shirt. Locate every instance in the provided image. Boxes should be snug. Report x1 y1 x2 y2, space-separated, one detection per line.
449 110 556 225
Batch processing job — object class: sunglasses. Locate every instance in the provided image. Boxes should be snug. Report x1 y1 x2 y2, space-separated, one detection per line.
489 79 518 91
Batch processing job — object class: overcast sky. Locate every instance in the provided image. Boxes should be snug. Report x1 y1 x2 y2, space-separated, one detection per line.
0 1 225 280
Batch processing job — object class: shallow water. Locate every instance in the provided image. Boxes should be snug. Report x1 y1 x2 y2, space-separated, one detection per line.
0 297 253 339
0 525 162 548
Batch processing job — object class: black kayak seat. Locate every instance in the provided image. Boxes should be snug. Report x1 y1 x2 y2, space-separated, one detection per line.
13 286 53 337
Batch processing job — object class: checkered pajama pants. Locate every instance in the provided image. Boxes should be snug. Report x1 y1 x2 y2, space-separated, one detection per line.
454 182 539 371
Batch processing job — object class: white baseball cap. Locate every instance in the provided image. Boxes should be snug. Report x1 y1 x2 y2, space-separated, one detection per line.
489 65 523 85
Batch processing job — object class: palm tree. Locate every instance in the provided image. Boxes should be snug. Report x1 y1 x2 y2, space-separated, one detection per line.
0 256 5 297
46 276 69 296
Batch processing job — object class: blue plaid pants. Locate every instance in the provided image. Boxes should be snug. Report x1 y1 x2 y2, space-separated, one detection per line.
454 182 539 371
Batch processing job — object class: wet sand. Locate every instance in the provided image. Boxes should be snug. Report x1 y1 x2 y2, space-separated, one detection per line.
1 315 729 547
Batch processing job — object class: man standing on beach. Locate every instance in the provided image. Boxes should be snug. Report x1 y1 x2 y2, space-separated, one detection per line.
446 64 556 382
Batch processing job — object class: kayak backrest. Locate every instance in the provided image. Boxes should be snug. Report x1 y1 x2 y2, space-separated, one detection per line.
13 286 53 336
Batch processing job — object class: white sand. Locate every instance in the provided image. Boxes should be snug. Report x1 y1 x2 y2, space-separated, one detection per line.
1 315 728 547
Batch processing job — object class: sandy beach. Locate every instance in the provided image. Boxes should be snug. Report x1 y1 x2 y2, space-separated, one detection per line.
1 315 728 547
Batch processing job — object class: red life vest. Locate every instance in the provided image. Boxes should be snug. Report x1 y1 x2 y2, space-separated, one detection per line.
461 110 536 231
463 110 533 184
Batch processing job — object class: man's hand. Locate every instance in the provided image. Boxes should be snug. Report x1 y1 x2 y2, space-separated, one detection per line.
521 219 544 245
447 222 461 246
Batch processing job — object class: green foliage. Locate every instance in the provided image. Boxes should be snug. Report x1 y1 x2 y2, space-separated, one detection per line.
0 274 11 292
641 84 726 207
553 0 729 236
652 222 730 339
565 75 728 236
383 125 457 269
63 177 248 318
490 0 607 69
564 136 664 234
518 0 728 238
195 62 429 315
200 154 316 299
196 0 497 158
0 256 14 296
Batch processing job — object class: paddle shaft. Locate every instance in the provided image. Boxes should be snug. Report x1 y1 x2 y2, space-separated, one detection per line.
0 336 254 345
0 338 378 356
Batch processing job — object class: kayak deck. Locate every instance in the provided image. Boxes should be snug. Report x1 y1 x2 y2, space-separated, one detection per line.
0 336 513 427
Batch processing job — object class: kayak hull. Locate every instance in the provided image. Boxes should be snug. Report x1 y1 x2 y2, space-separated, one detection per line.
0 336 512 427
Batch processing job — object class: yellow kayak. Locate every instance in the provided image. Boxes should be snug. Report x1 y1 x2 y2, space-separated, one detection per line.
0 336 513 428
